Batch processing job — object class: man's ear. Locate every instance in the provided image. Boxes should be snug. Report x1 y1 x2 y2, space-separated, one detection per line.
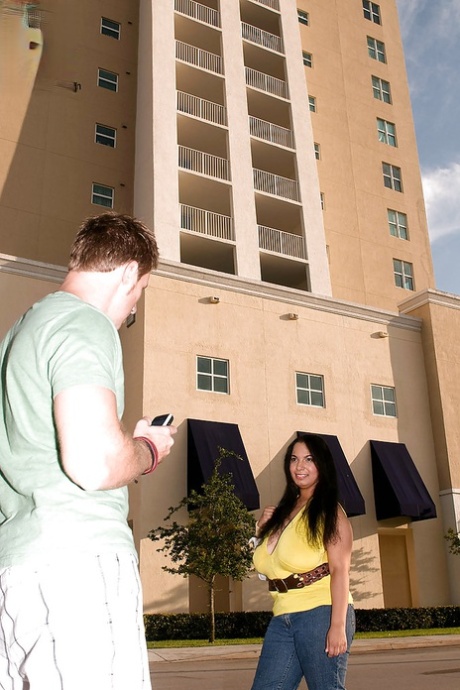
121 261 139 291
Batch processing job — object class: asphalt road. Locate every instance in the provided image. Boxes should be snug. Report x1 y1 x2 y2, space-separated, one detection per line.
150 643 460 690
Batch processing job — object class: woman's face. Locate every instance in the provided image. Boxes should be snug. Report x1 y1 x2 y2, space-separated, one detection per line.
289 441 319 495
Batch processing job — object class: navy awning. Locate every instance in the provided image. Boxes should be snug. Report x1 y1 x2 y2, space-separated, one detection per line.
187 419 260 511
370 440 437 521
297 432 366 517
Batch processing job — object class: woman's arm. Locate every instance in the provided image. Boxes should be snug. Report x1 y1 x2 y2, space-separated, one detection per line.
325 507 353 657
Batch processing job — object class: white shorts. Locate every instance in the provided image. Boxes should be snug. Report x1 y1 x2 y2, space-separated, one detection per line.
0 552 151 690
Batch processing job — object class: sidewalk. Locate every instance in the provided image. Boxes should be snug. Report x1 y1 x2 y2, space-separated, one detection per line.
149 633 460 663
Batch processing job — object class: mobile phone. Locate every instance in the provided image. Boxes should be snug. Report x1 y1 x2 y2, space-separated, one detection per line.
151 413 174 426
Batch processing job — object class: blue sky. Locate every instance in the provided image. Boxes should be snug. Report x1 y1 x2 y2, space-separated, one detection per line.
396 0 460 295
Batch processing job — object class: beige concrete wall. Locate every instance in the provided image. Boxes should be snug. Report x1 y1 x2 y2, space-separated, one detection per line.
299 0 435 310
0 0 139 266
400 289 460 603
135 266 449 613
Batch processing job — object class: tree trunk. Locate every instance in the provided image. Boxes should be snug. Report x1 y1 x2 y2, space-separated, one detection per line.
208 577 216 643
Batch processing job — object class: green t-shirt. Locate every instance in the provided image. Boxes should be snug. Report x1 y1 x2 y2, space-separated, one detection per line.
0 292 135 566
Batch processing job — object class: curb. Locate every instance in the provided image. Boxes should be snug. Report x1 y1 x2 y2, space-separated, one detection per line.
148 634 460 663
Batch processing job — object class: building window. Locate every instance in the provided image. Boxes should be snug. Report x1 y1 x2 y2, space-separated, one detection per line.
308 95 316 112
388 209 408 239
377 118 397 146
314 143 320 160
371 384 396 417
95 124 116 148
101 17 121 39
382 163 402 192
372 75 391 103
320 192 325 210
302 51 312 68
363 1 381 24
196 356 229 394
367 36 386 63
98 68 118 92
298 10 309 25
393 259 414 290
296 372 325 407
92 183 114 208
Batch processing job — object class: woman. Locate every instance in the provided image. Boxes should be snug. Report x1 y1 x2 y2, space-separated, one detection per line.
250 433 354 690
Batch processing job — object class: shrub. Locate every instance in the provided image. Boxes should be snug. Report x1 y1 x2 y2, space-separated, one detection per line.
145 606 460 641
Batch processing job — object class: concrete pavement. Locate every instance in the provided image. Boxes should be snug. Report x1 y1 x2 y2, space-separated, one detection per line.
148 633 460 664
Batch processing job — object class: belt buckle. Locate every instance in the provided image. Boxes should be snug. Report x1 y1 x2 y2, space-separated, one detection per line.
272 578 289 593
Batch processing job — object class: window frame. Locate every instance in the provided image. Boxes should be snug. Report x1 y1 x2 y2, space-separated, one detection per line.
308 95 316 112
91 183 114 208
298 10 309 26
371 384 397 417
196 356 230 394
302 51 313 68
367 36 386 63
314 142 320 160
393 259 414 290
97 68 119 92
387 209 408 240
95 123 117 148
100 17 121 40
377 118 397 147
363 1 381 24
372 75 391 103
295 372 325 408
382 162 402 192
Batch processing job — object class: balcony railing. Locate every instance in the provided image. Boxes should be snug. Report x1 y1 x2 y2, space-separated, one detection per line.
251 0 280 10
179 145 230 181
249 115 293 148
174 0 220 27
258 225 306 259
177 91 227 126
253 168 299 201
180 204 235 241
245 66 287 99
241 22 283 53
176 40 223 75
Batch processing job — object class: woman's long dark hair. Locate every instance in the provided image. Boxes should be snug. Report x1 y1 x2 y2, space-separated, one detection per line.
258 434 340 548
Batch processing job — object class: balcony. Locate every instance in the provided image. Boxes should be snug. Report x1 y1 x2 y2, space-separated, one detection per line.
250 0 280 10
176 40 223 75
258 225 306 259
249 115 293 148
253 168 299 201
179 145 230 181
177 90 227 126
180 204 234 242
174 0 220 28
241 22 283 53
245 66 287 99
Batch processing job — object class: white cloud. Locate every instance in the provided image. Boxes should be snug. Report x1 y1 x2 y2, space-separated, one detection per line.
422 163 460 242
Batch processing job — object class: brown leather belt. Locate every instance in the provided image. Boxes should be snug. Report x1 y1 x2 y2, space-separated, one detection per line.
268 563 330 593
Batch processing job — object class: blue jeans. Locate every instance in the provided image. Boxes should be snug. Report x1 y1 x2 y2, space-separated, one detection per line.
250 605 355 690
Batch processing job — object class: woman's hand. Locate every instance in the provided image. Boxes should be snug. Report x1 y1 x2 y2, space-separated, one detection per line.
256 506 276 536
325 622 347 657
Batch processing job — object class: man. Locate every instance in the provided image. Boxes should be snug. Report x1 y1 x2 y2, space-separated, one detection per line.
0 212 176 689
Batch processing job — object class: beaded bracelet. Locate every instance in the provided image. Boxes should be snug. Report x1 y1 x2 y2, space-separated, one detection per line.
135 437 159 475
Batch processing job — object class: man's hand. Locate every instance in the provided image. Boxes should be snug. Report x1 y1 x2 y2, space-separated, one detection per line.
133 417 177 466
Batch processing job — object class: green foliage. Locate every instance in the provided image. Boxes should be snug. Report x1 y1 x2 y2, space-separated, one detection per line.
444 528 460 555
148 448 256 642
144 607 460 641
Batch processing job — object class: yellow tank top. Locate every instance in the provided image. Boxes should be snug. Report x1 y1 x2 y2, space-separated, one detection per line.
253 509 352 616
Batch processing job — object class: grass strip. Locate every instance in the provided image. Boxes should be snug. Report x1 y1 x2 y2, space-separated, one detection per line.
148 627 460 649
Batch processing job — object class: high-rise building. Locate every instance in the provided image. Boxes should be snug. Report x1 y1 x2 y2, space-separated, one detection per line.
1 0 459 613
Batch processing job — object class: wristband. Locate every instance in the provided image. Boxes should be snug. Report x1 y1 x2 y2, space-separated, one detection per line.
135 437 159 475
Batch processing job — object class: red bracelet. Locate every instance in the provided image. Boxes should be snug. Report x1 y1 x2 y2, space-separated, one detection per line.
135 437 159 475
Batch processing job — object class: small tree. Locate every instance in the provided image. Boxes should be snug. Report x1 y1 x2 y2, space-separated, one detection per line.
445 528 460 555
149 448 256 643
